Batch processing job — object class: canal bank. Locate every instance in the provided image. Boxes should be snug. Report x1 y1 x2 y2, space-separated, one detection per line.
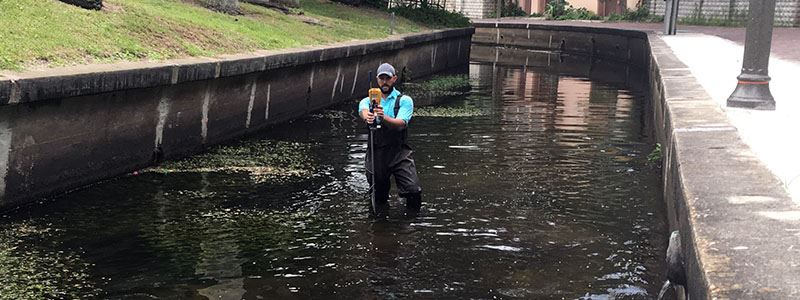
473 21 800 299
0 28 473 208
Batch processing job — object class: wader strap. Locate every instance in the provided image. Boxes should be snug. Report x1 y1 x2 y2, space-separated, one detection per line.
395 94 403 117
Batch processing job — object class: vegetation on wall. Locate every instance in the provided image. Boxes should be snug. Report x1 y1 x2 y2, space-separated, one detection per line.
487 0 529 17
606 1 662 22
389 2 471 28
545 0 601 20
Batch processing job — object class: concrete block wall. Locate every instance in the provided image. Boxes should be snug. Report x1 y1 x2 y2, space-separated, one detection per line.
648 0 800 26
443 0 497 19
0 28 474 208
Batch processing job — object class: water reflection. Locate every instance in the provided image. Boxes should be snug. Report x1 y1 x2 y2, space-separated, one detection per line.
0 57 666 299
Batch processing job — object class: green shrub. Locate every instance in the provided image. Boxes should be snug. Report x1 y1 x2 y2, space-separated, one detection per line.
58 0 102 10
605 2 662 22
545 0 600 20
487 0 528 17
390 4 471 28
198 0 241 14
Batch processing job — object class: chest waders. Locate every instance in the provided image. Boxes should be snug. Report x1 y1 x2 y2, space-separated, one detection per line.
367 94 422 217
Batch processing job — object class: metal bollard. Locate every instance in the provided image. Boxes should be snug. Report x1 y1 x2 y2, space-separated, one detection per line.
664 0 679 35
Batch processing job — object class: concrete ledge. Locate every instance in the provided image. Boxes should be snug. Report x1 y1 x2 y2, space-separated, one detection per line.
471 22 648 67
647 32 800 299
4 64 175 104
473 21 647 39
0 28 471 105
402 27 475 46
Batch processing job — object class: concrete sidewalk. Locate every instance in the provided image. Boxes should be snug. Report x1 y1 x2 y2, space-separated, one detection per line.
477 19 800 204
661 33 800 204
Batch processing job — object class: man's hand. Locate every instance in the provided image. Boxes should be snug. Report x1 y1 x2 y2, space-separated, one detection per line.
364 106 383 124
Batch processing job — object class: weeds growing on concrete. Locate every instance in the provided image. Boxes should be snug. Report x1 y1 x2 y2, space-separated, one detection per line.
647 143 662 167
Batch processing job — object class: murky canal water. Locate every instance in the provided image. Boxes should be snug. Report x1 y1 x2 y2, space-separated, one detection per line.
0 55 667 299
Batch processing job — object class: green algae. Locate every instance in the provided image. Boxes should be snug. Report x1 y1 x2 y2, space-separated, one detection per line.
0 222 100 299
402 74 471 98
148 139 316 183
414 106 486 117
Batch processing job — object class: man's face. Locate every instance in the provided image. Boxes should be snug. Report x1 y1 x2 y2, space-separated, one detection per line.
377 74 397 94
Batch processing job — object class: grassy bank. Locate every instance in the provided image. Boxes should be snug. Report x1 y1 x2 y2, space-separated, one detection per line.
0 0 429 71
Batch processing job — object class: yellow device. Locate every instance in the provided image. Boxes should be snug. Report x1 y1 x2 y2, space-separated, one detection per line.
368 88 382 106
368 88 382 128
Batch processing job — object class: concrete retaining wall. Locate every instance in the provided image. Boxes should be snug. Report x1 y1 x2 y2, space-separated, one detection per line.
0 28 474 208
474 22 800 299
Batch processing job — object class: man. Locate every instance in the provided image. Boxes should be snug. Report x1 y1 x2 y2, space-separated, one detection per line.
359 63 422 216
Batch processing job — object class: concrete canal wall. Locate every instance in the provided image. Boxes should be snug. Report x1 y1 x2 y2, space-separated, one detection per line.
473 22 800 299
0 28 474 208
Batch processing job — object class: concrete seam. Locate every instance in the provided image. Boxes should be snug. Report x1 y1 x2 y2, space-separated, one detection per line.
214 63 221 78
8 78 20 104
155 96 170 152
170 65 179 84
331 65 341 102
265 84 271 121
310 67 315 91
0 117 11 201
431 46 437 71
246 79 257 129
351 61 360 96
201 86 211 144
339 72 345 93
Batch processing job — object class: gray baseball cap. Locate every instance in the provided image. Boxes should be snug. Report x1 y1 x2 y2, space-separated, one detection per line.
376 63 396 77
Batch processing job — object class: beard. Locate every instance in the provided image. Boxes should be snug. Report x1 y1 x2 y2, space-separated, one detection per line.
380 84 392 94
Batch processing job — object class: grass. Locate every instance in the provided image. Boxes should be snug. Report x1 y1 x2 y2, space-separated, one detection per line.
0 0 427 71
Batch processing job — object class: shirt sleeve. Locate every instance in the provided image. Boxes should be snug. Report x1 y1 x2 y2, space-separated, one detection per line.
396 95 414 124
358 97 370 113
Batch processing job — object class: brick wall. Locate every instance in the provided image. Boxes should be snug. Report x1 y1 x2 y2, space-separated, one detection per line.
648 0 800 26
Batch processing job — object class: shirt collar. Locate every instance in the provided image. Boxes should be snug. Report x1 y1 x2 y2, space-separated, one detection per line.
384 88 400 101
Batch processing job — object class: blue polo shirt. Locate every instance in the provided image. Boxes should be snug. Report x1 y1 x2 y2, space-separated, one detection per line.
358 88 414 124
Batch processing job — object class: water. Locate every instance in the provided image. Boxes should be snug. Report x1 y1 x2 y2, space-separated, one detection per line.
0 59 668 299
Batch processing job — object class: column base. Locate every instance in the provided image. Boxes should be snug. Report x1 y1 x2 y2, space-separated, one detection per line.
727 81 776 110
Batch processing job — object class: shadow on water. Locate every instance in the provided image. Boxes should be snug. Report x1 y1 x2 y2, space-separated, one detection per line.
0 47 668 299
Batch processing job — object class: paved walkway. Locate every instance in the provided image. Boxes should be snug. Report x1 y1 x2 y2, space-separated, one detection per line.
477 19 800 202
